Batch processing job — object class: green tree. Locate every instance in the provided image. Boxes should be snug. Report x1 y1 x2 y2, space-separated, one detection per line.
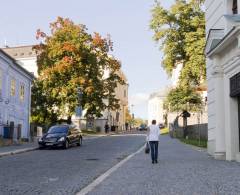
150 0 206 87
125 107 132 124
134 118 146 127
164 86 202 112
31 17 124 124
31 79 58 125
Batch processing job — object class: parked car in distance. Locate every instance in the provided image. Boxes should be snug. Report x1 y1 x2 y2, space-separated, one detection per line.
159 123 165 129
38 124 83 149
138 124 147 131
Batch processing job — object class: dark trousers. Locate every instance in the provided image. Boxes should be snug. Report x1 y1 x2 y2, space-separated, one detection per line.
149 141 158 162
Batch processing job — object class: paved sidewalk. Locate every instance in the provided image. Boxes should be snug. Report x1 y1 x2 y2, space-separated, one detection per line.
88 135 240 195
0 141 38 157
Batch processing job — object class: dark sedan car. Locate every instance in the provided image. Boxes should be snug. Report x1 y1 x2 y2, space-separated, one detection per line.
38 124 83 149
138 124 147 131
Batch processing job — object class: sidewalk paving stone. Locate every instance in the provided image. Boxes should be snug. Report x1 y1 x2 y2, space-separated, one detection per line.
88 135 240 195
0 141 38 157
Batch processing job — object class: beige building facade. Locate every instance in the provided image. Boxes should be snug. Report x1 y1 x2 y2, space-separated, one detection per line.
102 70 128 131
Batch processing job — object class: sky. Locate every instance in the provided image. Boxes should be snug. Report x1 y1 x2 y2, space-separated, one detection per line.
0 0 174 119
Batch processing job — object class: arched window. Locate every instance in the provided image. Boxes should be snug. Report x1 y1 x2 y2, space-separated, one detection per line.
232 0 238 14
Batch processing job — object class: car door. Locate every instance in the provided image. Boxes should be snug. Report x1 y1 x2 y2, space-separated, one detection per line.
73 128 80 143
68 127 75 144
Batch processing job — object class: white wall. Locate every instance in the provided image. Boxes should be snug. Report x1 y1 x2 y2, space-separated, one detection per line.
205 0 226 155
171 63 183 87
148 96 165 126
16 57 38 77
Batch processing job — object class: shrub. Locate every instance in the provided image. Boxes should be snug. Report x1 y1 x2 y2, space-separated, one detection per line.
96 126 101 133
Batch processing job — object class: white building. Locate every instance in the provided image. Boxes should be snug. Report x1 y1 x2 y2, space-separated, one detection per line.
148 90 167 126
171 62 183 87
2 46 38 77
0 49 33 139
205 0 240 161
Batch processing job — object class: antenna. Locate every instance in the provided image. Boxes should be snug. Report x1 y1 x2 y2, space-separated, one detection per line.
4 39 8 48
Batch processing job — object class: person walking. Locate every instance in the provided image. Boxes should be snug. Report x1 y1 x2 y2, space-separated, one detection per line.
147 120 160 164
104 122 109 134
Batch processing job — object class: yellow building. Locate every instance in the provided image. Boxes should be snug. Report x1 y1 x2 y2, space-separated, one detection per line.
109 70 128 131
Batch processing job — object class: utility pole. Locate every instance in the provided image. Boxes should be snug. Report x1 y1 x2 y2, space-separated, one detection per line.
131 104 134 130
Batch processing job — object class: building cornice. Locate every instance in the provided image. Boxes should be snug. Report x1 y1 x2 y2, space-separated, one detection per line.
205 29 224 53
207 26 240 58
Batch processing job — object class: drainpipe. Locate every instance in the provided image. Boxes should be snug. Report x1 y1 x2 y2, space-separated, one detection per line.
27 82 32 141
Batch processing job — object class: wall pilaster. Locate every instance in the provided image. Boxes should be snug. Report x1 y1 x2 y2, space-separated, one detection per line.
212 56 226 160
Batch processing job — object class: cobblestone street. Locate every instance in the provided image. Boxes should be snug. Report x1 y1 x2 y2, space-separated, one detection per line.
0 135 145 195
89 135 240 195
2 134 240 195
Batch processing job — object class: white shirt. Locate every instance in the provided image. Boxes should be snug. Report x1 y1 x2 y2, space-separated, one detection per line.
147 125 160 141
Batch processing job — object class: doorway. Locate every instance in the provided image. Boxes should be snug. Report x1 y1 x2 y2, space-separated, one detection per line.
230 73 240 152
238 97 240 152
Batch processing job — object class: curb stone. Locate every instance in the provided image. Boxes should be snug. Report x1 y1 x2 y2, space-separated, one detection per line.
0 135 106 158
0 147 39 158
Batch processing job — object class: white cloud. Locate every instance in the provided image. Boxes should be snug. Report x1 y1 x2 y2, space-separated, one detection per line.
129 93 149 106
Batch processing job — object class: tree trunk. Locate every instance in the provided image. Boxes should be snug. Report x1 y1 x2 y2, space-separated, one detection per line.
67 116 72 124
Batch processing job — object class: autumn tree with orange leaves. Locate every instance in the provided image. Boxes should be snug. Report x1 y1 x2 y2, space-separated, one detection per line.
31 17 124 124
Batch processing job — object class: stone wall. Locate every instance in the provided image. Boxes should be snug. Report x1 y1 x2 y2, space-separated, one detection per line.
169 115 208 140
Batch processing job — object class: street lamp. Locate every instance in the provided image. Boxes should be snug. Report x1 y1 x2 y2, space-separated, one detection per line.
76 87 83 130
77 87 83 105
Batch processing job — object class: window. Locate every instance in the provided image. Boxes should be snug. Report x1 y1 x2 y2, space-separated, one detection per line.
124 90 127 98
233 0 238 14
0 69 2 97
20 84 25 101
10 79 16 96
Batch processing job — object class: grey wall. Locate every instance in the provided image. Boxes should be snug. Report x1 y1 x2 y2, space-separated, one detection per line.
169 116 208 140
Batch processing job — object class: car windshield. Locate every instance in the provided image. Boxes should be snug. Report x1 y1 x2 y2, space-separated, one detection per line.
48 126 68 134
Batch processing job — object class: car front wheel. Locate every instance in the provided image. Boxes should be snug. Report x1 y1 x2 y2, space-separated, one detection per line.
64 140 69 149
77 137 82 146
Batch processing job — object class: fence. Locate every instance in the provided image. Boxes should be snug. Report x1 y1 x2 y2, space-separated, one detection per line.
169 114 208 140
0 122 22 141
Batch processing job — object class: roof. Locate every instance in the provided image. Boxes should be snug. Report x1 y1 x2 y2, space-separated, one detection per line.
195 85 207 92
149 88 169 99
117 69 128 83
0 48 35 80
1 45 37 59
